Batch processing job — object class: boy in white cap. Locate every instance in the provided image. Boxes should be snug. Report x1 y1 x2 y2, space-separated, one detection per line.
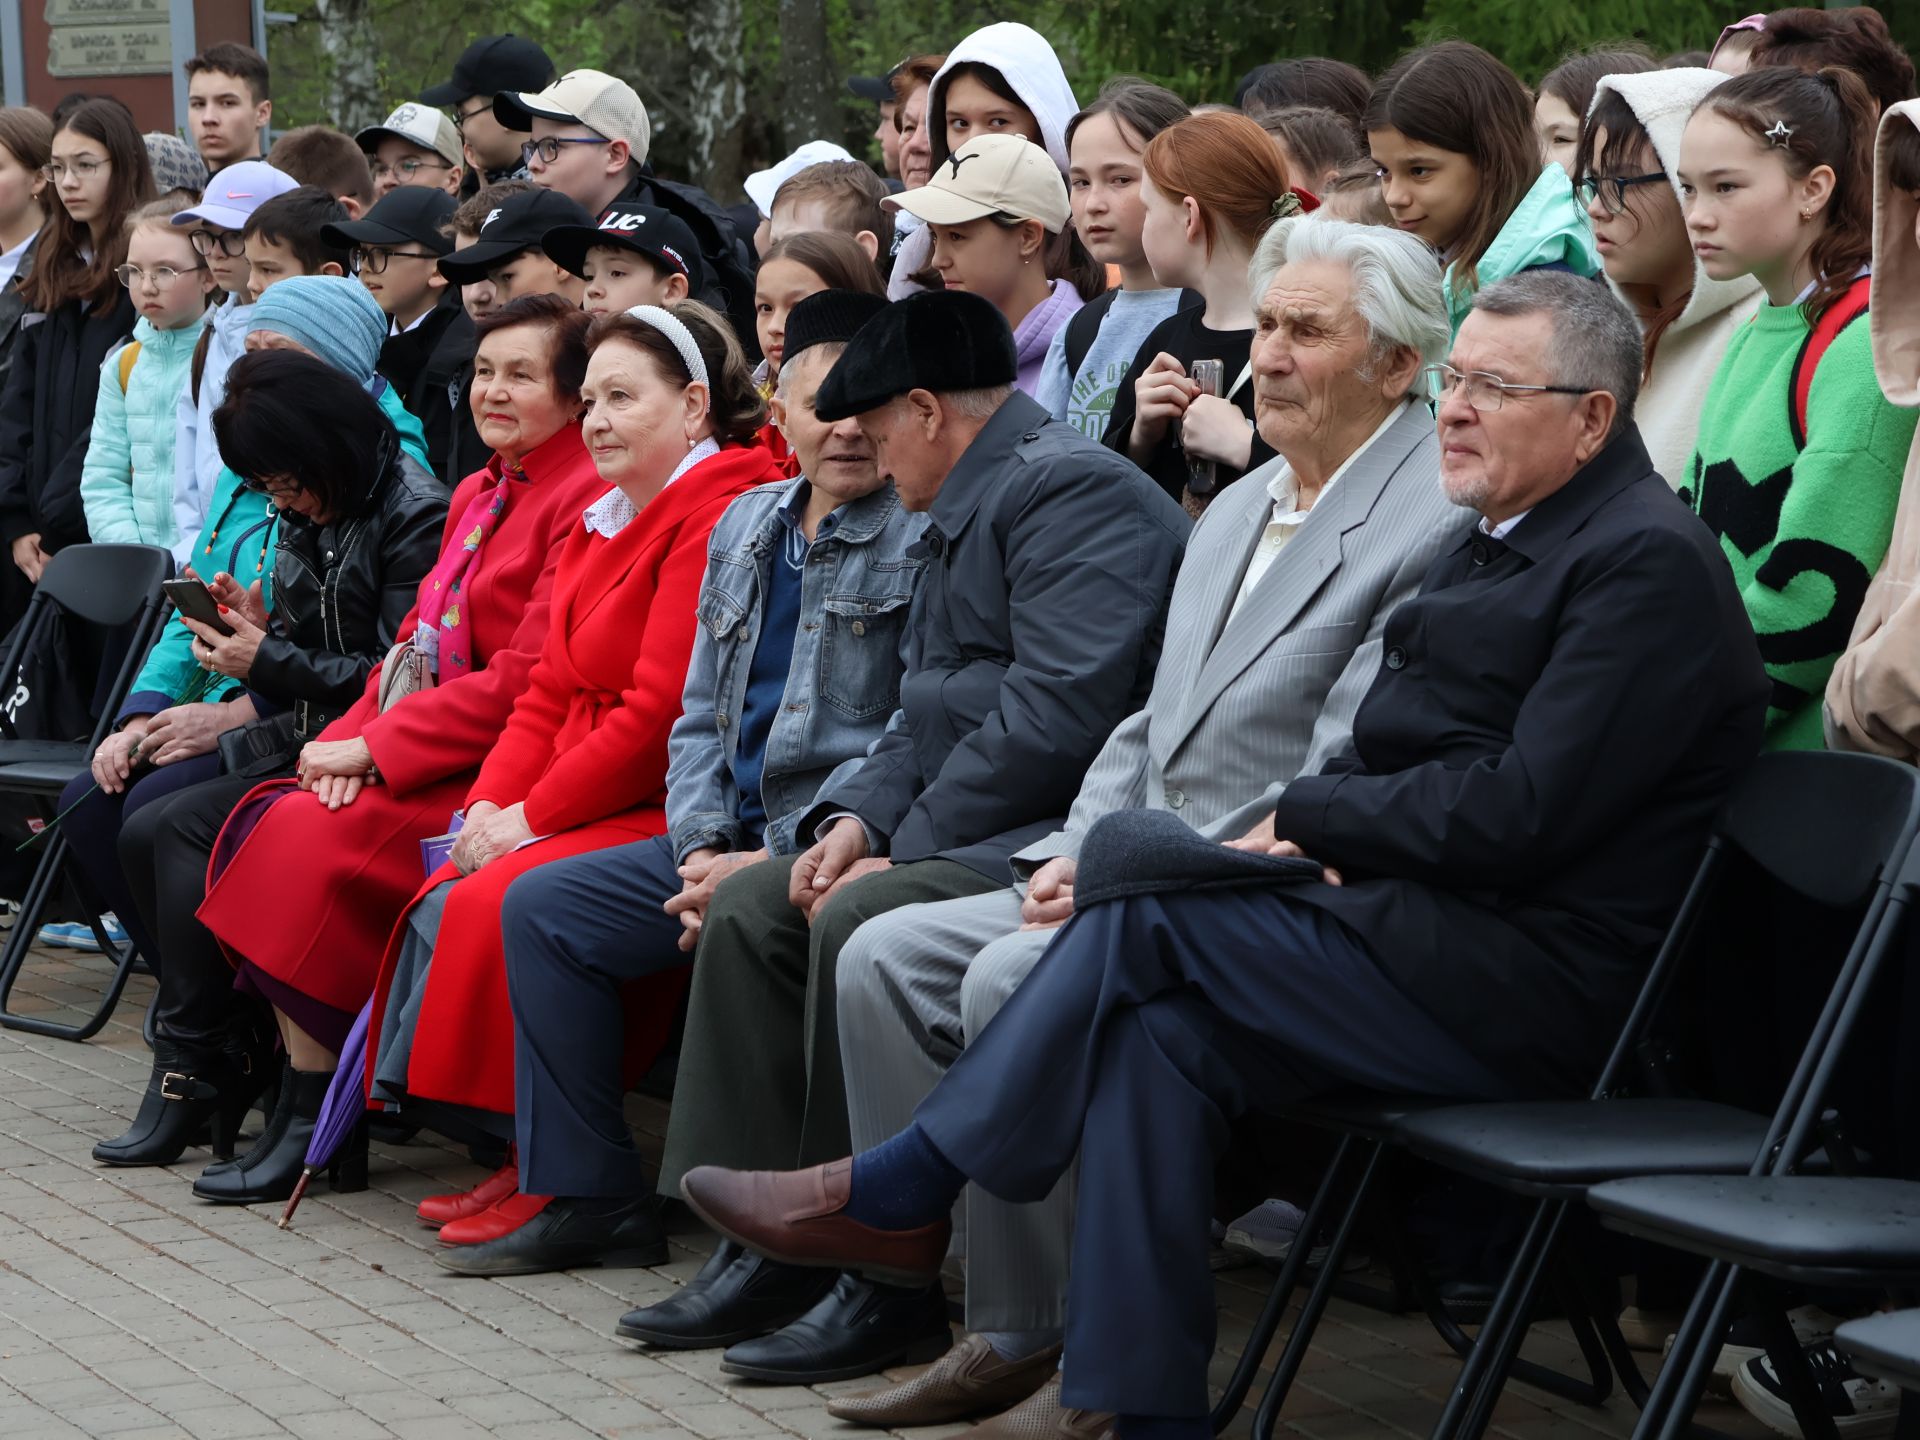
357 102 464 200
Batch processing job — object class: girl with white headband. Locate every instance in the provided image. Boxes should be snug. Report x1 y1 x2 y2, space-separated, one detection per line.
362 298 784 1243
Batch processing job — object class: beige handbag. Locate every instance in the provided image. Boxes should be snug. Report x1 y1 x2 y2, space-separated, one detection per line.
375 639 434 713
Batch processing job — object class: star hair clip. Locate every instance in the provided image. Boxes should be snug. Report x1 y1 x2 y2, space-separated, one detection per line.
1764 119 1794 148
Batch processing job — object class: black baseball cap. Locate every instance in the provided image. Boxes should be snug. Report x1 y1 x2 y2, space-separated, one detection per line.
419 35 556 107
439 188 592 283
322 186 459 257
541 200 707 292
848 75 895 102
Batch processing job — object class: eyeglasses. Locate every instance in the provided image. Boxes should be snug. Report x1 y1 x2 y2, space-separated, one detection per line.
1574 172 1668 216
189 227 247 258
454 100 491 134
351 245 441 274
370 156 453 182
115 262 207 289
1421 364 1591 413
240 474 303 501
42 156 107 182
522 136 609 167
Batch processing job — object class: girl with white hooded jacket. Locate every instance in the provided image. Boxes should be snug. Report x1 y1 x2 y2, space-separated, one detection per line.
889 21 1106 314
1576 68 1764 485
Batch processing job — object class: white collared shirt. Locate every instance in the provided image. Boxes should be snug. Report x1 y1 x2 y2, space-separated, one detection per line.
1227 403 1409 621
389 308 433 337
1479 510 1530 541
583 438 721 538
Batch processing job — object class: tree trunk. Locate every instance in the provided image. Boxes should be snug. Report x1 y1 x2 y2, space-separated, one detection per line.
779 0 839 150
312 0 382 133
686 0 748 198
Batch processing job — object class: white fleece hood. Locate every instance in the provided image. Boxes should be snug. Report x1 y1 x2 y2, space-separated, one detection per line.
927 22 1079 172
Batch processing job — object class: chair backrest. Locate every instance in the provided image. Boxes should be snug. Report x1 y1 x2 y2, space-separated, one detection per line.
33 544 173 629
1591 751 1920 1115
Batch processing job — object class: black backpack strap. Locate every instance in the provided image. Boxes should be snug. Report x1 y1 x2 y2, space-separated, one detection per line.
1063 289 1120 377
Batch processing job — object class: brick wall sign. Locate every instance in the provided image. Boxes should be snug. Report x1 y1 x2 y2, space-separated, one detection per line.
45 0 172 78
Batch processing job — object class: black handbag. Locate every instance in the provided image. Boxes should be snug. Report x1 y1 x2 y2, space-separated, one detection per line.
216 710 298 778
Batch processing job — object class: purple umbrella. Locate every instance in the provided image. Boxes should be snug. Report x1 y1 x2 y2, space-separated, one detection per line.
278 997 373 1229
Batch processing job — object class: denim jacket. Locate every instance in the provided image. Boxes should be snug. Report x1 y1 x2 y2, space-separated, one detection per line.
666 475 927 860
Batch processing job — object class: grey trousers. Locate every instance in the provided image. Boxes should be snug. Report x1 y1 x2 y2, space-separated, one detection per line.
837 884 1072 1332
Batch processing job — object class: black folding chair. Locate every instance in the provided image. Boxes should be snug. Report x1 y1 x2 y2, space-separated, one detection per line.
1586 829 1920 1440
0 543 174 1040
1375 749 1920 1440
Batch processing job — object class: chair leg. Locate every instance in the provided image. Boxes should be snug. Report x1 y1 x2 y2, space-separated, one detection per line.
1251 1140 1389 1440
1895 1391 1920 1440
1210 1132 1364 1434
1644 1262 1743 1440
1429 1199 1570 1440
0 831 144 1041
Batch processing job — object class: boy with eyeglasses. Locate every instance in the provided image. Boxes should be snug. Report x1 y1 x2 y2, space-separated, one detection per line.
323 186 469 481
417 34 555 196
168 158 298 549
356 103 464 201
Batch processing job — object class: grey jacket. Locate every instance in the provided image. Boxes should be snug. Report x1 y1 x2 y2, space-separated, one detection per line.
808 392 1190 881
666 476 928 861
1015 399 1466 869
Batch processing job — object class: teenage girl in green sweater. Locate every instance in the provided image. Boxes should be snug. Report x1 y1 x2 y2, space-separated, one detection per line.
1678 65 1917 751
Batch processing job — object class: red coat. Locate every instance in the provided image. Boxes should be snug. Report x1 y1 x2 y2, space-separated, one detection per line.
197 426 608 1018
367 442 784 1115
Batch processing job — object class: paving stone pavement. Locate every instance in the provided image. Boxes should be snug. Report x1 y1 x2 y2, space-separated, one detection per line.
0 946 1775 1440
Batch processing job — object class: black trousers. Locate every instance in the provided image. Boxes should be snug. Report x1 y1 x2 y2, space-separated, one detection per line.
118 770 276 1045
915 886 1523 1418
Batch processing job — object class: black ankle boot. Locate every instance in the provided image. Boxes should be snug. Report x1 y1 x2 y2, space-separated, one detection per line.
191 1065 368 1205
93 1040 250 1167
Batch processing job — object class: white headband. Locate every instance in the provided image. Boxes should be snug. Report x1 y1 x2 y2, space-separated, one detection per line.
624 304 710 411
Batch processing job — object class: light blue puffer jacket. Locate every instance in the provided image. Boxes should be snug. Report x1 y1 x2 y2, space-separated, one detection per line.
80 312 209 562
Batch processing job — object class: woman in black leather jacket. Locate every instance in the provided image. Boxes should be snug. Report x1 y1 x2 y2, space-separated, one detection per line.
95 348 444 1166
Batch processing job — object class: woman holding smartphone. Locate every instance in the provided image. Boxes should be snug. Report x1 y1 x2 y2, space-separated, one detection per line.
89 336 443 1171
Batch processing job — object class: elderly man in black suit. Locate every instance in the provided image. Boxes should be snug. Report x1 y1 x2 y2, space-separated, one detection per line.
675 271 1772 1431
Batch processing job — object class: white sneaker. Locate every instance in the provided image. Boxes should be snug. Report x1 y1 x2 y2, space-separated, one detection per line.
1732 1343 1900 1439
1222 1198 1367 1270
1666 1304 1847 1392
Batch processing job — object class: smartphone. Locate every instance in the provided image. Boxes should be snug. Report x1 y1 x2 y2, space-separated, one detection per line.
1184 358 1225 497
161 578 235 637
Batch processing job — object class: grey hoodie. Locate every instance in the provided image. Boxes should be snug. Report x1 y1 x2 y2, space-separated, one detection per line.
1590 68 1763 486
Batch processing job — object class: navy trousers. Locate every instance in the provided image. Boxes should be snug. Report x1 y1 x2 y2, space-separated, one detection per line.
502 833 691 1197
914 886 1523 1418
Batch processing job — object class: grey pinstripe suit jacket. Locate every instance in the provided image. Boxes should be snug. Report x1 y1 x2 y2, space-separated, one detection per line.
1017 399 1467 868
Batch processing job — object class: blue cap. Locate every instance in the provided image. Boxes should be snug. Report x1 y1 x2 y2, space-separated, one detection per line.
246 275 389 389
171 160 300 232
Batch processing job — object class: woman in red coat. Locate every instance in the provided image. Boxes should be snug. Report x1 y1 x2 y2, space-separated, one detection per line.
187 296 607 1204
361 300 782 1225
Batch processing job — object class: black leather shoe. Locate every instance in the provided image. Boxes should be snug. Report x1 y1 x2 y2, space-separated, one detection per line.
719 1270 952 1383
617 1242 836 1350
93 1040 254 1167
191 1065 367 1205
434 1196 668 1276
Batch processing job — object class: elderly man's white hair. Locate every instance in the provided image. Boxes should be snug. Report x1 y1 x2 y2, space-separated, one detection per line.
1248 216 1451 372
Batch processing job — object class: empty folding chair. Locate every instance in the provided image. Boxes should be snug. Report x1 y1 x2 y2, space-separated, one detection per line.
0 543 174 1039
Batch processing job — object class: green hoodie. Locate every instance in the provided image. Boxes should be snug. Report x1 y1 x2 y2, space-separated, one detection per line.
1442 164 1602 337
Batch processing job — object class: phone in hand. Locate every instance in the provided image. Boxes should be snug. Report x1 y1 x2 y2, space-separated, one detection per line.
1184 358 1225 497
161 577 235 637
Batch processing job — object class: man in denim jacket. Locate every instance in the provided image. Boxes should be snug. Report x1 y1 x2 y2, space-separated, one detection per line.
442 291 925 1277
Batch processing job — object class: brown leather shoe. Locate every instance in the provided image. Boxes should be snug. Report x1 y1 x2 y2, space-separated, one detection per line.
679 1159 951 1287
828 1331 1060 1425
955 1376 1114 1440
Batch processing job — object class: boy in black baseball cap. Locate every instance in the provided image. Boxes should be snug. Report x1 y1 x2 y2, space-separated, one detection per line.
419 35 556 188
541 200 708 318
323 185 470 481
439 187 591 305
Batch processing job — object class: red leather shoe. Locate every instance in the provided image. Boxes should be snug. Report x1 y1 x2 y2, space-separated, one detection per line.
417 1153 519 1228
437 1189 553 1246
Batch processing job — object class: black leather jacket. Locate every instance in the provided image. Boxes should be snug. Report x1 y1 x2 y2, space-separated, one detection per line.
248 429 446 724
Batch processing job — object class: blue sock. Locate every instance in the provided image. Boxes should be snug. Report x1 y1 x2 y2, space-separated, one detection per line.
1115 1417 1210 1440
842 1122 966 1230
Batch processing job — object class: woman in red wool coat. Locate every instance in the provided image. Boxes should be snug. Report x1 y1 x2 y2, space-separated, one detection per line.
362 300 783 1194
187 298 611 1206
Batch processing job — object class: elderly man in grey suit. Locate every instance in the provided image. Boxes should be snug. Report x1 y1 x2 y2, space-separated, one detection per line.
815 216 1469 1434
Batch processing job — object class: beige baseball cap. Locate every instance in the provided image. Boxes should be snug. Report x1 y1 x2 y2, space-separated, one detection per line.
494 69 651 165
355 102 462 168
884 133 1070 231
